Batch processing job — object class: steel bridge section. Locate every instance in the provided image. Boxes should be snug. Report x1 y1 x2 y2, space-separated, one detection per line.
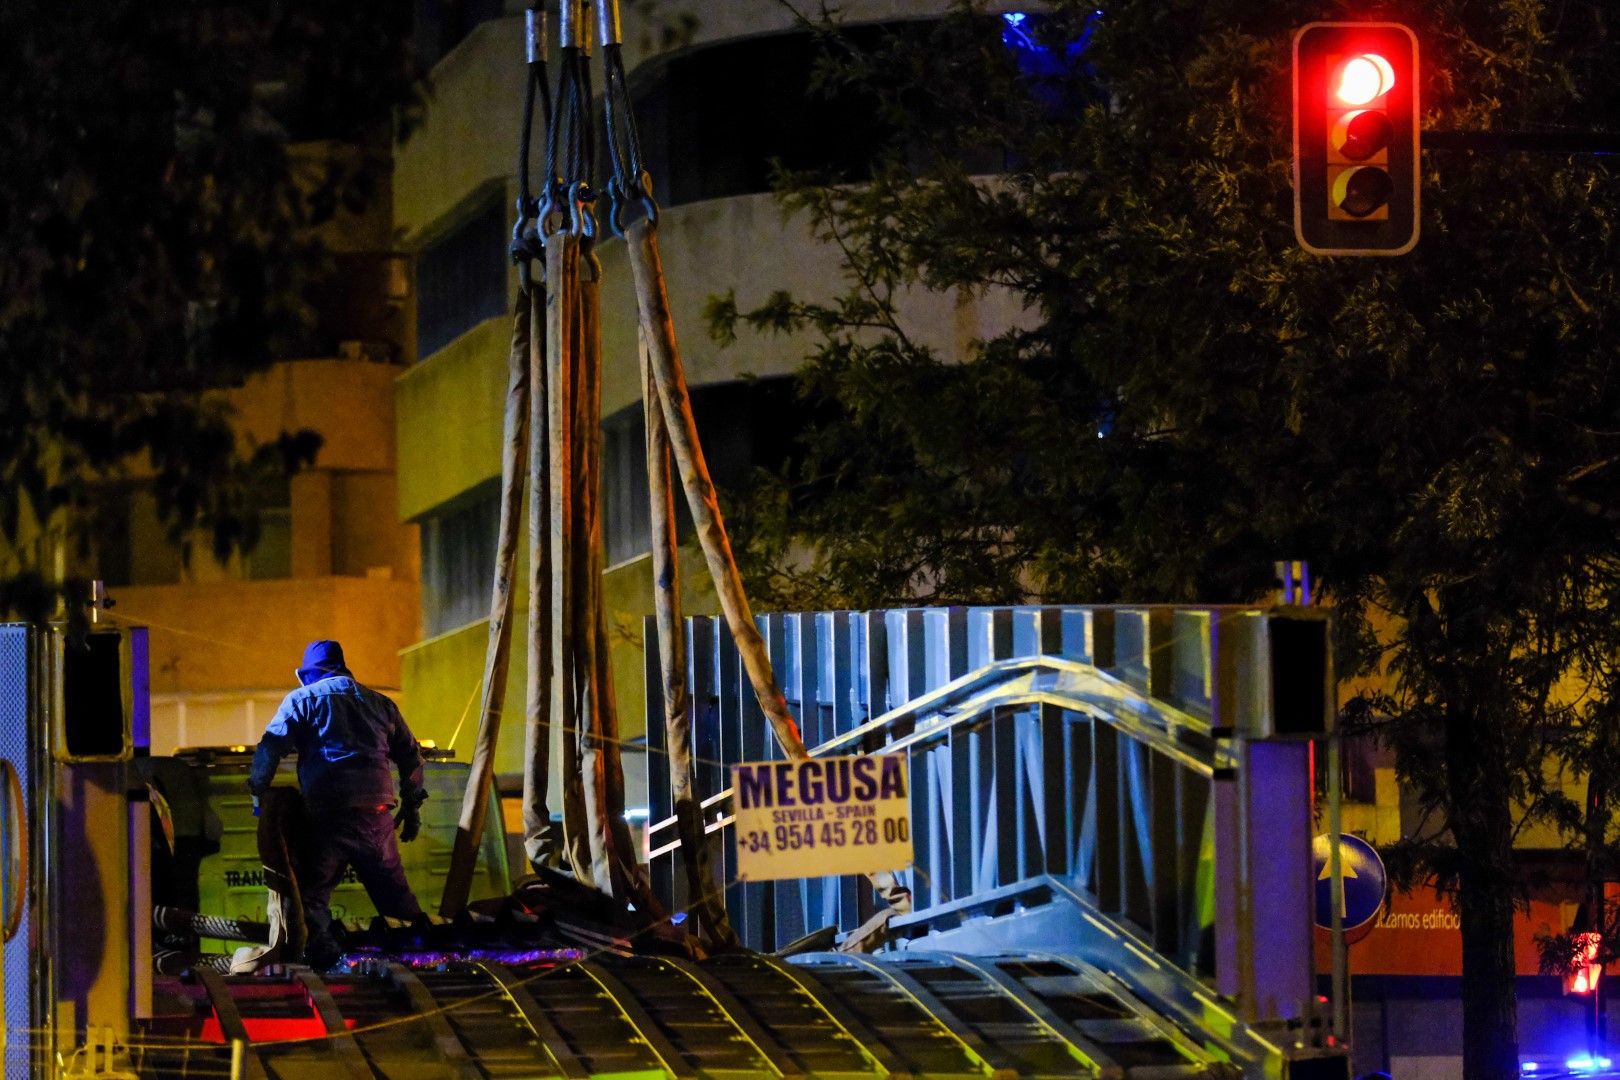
642 605 1334 1075
136 950 1263 1080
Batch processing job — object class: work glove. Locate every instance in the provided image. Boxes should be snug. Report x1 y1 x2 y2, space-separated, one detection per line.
251 794 261 818
395 800 421 844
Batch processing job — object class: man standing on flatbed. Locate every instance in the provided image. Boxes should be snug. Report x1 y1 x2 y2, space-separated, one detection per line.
248 639 428 967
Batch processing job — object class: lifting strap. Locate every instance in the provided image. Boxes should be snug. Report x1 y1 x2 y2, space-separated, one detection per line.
599 0 911 927
597 0 737 948
546 4 646 903
440 7 547 915
445 0 909 935
521 7 557 876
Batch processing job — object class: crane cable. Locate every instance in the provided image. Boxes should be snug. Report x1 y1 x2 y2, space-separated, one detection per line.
440 5 549 918
595 0 911 926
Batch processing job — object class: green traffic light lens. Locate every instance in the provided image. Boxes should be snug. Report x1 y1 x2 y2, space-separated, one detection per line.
1332 166 1394 217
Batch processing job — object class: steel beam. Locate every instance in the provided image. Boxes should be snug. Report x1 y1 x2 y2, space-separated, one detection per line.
576 960 694 1078
660 957 796 1078
479 962 591 1079
193 969 269 1080
384 963 480 1078
295 970 375 1080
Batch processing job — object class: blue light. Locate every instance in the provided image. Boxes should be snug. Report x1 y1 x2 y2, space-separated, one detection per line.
1566 1057 1595 1073
1519 1065 1538 1075
999 10 1101 85
1001 12 1036 54
671 911 688 925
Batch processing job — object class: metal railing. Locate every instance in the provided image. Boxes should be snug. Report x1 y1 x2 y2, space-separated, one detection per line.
645 605 1278 949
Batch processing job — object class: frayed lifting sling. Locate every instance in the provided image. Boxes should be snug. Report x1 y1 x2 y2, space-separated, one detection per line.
440 0 909 952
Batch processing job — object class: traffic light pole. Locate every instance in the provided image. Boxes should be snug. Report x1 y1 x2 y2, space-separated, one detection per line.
1328 725 1350 1042
1422 130 1620 154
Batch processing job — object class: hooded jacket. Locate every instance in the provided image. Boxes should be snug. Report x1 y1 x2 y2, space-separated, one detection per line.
248 641 426 813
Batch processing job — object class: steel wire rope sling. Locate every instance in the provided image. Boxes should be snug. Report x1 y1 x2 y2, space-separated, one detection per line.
546 0 659 913
594 0 911 942
441 4 548 914
594 0 739 950
447 0 662 919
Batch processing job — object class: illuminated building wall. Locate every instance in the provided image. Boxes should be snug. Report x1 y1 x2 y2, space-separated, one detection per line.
391 1 1030 797
64 145 421 752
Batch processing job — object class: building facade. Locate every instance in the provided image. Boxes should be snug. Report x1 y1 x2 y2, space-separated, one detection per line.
392 1 1026 794
87 146 420 752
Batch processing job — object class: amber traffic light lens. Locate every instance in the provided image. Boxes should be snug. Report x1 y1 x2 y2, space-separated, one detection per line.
1331 166 1394 217
1331 109 1394 161
1334 53 1396 105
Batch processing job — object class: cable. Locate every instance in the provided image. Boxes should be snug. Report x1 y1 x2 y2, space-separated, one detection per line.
596 0 655 234
512 5 551 291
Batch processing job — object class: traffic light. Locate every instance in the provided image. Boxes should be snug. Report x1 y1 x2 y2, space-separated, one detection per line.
1293 23 1420 255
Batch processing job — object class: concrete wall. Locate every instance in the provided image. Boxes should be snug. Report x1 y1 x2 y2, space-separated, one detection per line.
394 2 960 244
594 192 1029 418
392 1 1035 798
229 358 403 472
395 316 511 522
115 575 418 695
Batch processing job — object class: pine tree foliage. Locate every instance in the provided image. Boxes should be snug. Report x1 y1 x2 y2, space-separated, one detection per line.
0 0 420 618
710 2 1618 1076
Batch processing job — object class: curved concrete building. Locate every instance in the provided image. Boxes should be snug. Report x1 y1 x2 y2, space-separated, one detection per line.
392 1 1022 796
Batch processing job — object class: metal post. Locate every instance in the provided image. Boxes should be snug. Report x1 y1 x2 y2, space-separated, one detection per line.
1328 727 1348 1041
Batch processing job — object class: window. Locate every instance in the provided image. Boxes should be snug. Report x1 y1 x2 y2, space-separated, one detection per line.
420 481 500 637
602 407 652 567
416 194 508 360
89 484 184 587
246 508 292 581
634 30 898 209
598 378 807 565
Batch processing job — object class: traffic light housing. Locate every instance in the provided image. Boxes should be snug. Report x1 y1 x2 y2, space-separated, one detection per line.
1293 23 1420 255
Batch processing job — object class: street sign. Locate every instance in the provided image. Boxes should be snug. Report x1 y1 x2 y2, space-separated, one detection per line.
1313 832 1388 931
731 755 913 883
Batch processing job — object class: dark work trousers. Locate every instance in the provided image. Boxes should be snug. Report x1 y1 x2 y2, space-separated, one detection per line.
302 805 424 947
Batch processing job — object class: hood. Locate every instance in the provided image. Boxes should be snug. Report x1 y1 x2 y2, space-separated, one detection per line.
296 639 352 686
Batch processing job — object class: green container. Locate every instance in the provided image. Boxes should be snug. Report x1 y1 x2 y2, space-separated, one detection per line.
173 748 509 946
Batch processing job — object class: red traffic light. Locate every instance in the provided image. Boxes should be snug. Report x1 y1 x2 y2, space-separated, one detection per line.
1293 24 1420 255
1333 54 1396 105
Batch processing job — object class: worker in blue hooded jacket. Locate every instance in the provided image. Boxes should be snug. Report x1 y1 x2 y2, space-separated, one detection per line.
248 640 427 964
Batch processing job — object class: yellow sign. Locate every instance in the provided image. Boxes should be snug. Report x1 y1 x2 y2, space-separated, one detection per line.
731 755 913 882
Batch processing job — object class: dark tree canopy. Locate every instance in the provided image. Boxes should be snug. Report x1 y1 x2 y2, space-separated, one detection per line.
711 2 1619 1076
0 0 420 618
